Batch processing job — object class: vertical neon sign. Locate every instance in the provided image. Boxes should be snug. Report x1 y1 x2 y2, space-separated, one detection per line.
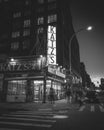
47 26 56 65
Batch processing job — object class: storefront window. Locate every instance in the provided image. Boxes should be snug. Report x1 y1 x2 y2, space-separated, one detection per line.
7 80 26 95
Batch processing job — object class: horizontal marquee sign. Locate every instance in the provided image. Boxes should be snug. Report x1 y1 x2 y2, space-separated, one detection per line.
0 58 46 72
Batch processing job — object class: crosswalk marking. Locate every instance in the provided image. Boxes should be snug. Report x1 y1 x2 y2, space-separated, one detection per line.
91 105 95 112
0 128 21 130
0 121 52 128
78 104 104 112
78 105 85 111
0 108 67 129
99 105 104 112
0 116 56 123
3 114 55 119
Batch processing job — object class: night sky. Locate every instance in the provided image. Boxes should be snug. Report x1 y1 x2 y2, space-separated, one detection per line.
70 0 104 85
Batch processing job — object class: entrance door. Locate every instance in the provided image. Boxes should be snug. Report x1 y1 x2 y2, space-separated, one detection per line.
32 80 43 102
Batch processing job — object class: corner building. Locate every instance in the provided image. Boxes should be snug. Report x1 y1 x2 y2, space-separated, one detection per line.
0 0 80 102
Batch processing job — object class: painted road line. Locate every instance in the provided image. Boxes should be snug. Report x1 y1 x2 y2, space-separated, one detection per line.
78 105 85 111
11 111 54 114
91 105 95 112
0 128 21 130
99 105 104 112
3 114 55 119
0 116 56 123
38 108 52 111
0 121 52 128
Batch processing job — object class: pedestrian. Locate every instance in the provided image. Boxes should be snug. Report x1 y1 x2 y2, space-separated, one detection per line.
49 87 55 104
65 88 72 103
77 91 83 107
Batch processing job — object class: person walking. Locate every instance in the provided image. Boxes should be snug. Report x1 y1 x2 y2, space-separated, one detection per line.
49 87 55 104
65 88 72 103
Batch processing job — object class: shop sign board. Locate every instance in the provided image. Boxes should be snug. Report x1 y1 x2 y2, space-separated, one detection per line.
0 59 45 72
48 66 65 78
47 26 56 65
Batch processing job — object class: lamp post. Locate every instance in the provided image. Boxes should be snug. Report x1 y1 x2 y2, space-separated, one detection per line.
69 26 92 75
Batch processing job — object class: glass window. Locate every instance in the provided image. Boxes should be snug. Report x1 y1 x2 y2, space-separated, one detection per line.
7 80 26 95
12 22 21 29
37 7 44 12
38 0 44 4
22 39 30 49
13 12 21 18
11 42 19 50
24 10 31 16
48 3 56 10
23 29 30 36
48 14 57 23
37 17 44 25
24 19 31 27
37 27 44 34
12 31 20 38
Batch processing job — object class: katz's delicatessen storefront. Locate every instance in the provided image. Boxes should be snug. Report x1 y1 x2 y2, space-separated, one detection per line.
0 56 66 103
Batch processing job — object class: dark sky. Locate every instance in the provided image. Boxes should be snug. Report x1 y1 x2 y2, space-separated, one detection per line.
70 0 104 85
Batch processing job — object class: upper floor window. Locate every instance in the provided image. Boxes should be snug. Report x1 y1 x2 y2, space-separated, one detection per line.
23 29 30 36
12 22 21 29
11 42 19 50
48 3 56 10
48 14 57 23
24 19 31 27
24 10 31 16
12 31 20 38
13 12 21 18
37 7 44 13
22 39 30 49
37 27 44 34
37 17 44 25
38 0 44 4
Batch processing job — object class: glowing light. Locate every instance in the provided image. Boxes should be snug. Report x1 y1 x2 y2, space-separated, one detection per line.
86 26 93 31
53 115 68 119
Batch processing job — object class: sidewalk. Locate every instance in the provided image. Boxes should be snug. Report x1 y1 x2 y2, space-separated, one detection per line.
0 99 78 112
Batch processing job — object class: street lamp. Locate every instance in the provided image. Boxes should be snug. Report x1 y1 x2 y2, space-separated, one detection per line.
69 26 93 74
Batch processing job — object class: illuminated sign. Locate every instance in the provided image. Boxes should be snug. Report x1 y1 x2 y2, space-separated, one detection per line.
47 26 56 65
0 58 46 72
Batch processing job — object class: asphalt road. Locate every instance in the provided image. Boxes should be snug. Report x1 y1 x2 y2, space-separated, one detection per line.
0 103 104 130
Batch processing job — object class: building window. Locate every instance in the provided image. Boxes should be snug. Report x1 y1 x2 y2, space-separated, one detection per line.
37 7 44 13
48 3 56 10
23 29 30 36
12 31 20 38
38 0 44 4
24 19 31 27
37 17 44 25
7 80 26 95
12 22 21 29
22 39 30 49
37 27 44 34
11 42 19 50
24 10 31 16
13 12 21 18
48 14 57 23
